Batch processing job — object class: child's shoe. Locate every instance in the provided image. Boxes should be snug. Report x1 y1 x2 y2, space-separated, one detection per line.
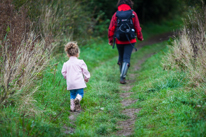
74 94 82 112
70 99 75 112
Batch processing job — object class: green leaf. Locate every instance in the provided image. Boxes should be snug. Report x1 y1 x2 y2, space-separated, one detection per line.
6 26 10 33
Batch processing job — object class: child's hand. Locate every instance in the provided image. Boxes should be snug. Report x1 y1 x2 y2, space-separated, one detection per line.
85 79 89 82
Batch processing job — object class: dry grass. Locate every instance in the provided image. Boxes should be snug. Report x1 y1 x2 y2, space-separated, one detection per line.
0 0 89 112
163 6 206 85
0 33 54 105
0 0 55 109
0 0 30 52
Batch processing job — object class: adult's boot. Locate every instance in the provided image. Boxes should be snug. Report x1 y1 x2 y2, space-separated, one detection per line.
120 62 129 84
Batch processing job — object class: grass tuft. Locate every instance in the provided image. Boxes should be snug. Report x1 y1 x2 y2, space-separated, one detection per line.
96 124 108 135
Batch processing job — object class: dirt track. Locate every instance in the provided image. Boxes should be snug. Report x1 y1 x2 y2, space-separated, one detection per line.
117 32 174 136
137 32 174 50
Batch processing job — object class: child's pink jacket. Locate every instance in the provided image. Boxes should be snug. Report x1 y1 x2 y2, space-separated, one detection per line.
61 56 90 90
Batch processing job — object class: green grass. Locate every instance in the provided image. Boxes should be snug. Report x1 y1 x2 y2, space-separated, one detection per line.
132 15 183 47
0 16 184 136
0 41 121 136
72 59 122 136
129 42 206 136
30 46 123 136
142 15 183 39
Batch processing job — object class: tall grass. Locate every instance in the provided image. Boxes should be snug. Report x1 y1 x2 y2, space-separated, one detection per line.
0 33 54 106
37 0 94 45
0 0 55 109
163 6 206 85
0 0 94 106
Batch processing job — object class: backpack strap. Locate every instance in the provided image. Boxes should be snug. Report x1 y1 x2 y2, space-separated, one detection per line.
126 34 137 51
112 38 116 49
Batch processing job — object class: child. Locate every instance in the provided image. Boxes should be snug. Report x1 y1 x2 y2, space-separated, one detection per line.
61 42 90 112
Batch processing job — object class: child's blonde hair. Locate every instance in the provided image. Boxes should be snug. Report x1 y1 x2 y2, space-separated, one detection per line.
65 42 80 56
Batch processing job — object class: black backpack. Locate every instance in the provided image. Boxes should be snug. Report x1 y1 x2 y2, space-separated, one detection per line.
113 10 137 50
115 10 136 41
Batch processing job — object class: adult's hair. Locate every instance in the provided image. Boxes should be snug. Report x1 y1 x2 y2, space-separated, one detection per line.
117 0 134 8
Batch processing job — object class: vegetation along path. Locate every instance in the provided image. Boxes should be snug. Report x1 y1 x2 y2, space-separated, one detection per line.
116 32 173 136
63 32 174 136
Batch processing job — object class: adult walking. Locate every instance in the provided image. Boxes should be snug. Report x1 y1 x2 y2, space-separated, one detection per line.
108 0 143 84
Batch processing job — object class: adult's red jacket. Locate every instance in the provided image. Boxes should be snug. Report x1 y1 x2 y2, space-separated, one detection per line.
108 4 143 45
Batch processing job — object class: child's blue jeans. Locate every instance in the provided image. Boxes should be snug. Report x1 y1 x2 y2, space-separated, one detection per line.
70 89 84 99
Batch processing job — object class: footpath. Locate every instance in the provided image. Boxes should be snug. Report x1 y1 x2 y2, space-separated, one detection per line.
65 32 173 136
116 32 173 136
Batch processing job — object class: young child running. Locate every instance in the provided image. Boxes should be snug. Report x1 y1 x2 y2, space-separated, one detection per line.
61 42 90 112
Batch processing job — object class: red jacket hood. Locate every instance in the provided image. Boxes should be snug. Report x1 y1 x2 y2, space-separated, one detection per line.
118 4 131 11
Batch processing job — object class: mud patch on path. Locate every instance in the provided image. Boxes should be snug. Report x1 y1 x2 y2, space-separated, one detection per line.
117 108 141 136
120 92 133 98
117 90 140 136
63 112 80 134
121 99 138 107
120 92 138 107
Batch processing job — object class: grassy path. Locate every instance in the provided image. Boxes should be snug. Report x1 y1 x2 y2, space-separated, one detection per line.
67 33 172 136
116 38 169 136
4 17 203 137
71 34 206 136
0 32 175 137
117 52 155 136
